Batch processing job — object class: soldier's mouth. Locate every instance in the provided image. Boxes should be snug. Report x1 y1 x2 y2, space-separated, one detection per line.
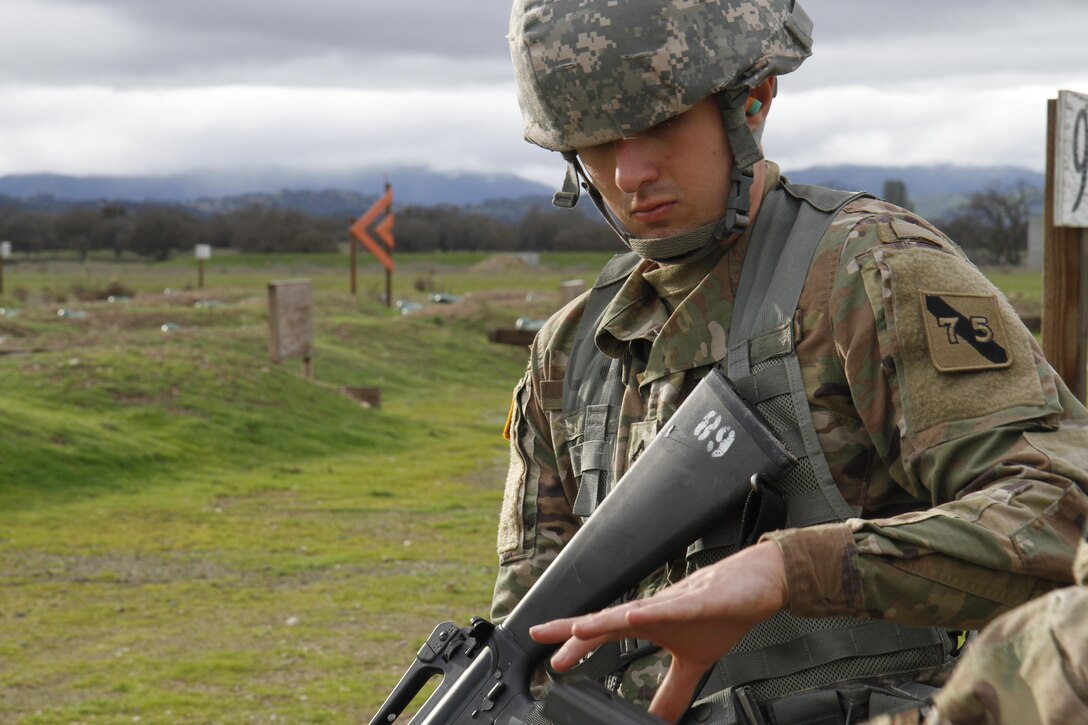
630 201 677 225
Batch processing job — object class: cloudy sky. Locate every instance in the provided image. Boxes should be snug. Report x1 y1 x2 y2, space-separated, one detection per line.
1 0 1087 187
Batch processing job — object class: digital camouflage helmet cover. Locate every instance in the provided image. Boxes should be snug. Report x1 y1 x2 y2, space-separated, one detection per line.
508 0 815 256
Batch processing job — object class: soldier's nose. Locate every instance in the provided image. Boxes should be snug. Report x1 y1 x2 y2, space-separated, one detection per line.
613 138 659 194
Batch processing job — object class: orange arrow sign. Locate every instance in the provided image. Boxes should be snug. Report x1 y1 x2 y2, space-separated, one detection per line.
350 186 395 271
376 212 395 249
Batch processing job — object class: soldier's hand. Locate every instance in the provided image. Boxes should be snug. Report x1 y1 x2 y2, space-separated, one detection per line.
529 541 788 723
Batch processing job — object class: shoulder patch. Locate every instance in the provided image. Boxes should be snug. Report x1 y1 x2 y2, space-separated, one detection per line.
868 244 1045 435
498 374 532 559
919 292 1012 372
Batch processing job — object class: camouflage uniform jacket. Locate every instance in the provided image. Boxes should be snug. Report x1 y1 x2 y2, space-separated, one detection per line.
869 536 1088 725
492 163 1088 703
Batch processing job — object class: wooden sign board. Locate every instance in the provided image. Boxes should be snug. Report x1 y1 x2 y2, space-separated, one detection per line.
1044 94 1088 401
268 279 314 367
195 244 212 260
1055 89 1088 228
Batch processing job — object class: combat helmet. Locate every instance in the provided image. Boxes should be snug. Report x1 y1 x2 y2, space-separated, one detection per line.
509 0 814 260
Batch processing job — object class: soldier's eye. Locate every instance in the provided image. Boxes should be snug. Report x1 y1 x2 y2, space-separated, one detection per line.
649 117 677 134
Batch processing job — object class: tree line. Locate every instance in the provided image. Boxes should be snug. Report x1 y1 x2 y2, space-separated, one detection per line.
0 182 1039 264
882 179 1038 265
0 198 619 261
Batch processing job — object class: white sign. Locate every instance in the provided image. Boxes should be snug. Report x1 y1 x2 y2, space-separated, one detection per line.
1056 89 1088 228
194 244 212 260
0 241 10 259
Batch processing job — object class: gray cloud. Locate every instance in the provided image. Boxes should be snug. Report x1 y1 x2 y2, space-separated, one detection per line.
1 0 1087 180
5 0 1086 91
106 0 507 57
799 0 1088 87
0 0 510 88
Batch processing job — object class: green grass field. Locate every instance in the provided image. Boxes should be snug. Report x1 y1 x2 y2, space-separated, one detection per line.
0 251 1046 724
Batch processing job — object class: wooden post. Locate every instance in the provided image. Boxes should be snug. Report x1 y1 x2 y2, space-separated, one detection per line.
560 279 587 305
350 236 358 295
194 244 211 291
1043 97 1088 400
385 183 393 308
268 279 315 380
0 240 10 295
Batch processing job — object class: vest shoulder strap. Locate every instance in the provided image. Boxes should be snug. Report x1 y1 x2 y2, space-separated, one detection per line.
694 185 954 705
724 182 867 531
728 182 865 347
562 251 640 416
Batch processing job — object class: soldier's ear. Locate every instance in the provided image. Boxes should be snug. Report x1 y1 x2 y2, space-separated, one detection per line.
746 78 775 130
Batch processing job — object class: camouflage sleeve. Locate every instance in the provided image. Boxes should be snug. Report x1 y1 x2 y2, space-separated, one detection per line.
490 348 580 623
865 540 1088 724
918 538 1088 724
765 203 1088 630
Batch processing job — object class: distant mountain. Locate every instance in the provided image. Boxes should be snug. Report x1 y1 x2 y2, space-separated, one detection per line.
0 166 554 209
784 164 1045 219
0 163 1045 222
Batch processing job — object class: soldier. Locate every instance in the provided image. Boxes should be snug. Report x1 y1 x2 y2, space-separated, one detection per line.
863 532 1088 725
864 533 1088 725
493 0 1088 722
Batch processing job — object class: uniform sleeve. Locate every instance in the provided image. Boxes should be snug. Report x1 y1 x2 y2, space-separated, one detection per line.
490 356 580 623
923 541 1088 724
862 583 1088 725
764 208 1088 630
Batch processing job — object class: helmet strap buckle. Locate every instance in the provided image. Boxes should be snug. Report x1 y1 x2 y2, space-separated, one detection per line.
553 152 583 208
715 164 755 240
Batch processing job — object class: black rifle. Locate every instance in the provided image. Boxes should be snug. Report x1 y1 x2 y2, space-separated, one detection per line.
369 368 792 724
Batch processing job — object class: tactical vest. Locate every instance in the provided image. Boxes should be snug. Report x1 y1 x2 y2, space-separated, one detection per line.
561 181 953 723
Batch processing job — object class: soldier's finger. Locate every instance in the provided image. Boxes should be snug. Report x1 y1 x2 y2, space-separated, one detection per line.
647 659 708 723
567 604 643 639
622 593 706 627
548 632 614 671
528 617 577 643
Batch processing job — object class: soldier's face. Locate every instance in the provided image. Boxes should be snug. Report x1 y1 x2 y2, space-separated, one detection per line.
576 97 732 239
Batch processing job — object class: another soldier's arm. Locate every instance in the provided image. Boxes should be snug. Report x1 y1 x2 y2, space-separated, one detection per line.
766 209 1088 629
919 538 1088 724
491 364 580 622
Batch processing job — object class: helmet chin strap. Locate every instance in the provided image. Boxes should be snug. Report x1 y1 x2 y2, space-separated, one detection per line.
551 91 761 266
714 87 763 242
553 151 632 247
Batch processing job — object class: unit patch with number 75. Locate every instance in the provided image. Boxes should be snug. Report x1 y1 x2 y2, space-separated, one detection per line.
919 292 1012 372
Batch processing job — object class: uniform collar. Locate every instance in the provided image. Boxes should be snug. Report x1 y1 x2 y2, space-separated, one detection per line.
594 162 782 387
